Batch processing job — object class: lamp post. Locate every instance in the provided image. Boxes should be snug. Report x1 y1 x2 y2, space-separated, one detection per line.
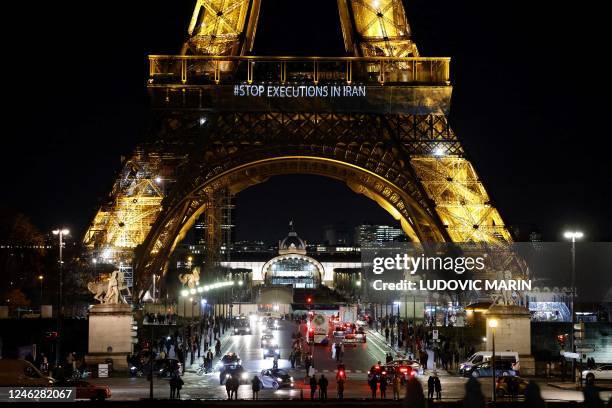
38 275 44 307
52 228 69 366
564 230 583 382
489 318 498 402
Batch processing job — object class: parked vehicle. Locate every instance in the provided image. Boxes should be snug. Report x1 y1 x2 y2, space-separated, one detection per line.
459 351 519 375
464 360 517 378
495 376 528 397
258 369 294 389
582 365 612 382
55 379 111 401
0 359 55 387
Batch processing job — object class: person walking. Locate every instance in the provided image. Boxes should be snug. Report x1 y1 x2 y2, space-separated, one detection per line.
337 376 345 400
318 374 328 400
175 373 184 399
369 376 378 399
427 374 435 400
251 375 261 400
385 327 390 342
169 374 177 399
226 376 233 399
309 375 318 399
379 375 388 399
231 375 240 400
392 374 401 400
434 372 442 399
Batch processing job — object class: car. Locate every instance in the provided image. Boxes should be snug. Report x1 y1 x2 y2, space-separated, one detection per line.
261 334 276 348
582 365 612 383
495 376 529 398
355 327 367 343
333 326 346 338
233 319 251 335
342 333 358 346
220 352 241 366
464 360 516 378
220 364 249 385
390 359 421 372
262 345 280 359
56 379 111 401
153 358 182 378
258 368 294 389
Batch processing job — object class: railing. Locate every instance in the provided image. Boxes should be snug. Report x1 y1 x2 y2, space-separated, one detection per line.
148 55 451 86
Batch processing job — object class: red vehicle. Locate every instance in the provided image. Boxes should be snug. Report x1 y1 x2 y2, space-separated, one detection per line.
57 380 111 401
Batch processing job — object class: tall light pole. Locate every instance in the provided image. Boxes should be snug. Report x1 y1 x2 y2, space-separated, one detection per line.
52 228 69 366
38 275 44 307
488 318 498 402
564 230 583 382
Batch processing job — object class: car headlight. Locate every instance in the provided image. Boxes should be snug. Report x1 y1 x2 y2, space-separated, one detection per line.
246 328 250 332
290 377 294 381
277 377 283 382
235 329 238 332
242 372 248 379
226 374 231 378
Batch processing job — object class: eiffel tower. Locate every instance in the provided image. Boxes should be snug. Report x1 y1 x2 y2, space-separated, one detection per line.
83 0 515 298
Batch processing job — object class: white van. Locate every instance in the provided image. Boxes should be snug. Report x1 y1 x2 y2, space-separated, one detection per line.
459 351 519 375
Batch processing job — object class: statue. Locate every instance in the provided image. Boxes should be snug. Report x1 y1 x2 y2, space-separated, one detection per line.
178 267 200 289
87 281 107 303
87 270 131 304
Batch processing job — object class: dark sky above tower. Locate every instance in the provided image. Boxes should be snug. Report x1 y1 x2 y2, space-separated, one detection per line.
1 0 610 243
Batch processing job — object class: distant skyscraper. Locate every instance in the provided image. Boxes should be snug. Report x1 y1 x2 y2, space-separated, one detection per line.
354 224 405 245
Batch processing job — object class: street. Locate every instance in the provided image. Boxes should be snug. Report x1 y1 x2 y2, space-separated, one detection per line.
89 319 612 402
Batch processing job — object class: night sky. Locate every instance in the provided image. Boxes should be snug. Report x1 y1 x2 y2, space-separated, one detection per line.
2 1 610 244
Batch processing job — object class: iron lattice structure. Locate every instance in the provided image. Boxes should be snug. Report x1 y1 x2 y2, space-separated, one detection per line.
84 1 517 298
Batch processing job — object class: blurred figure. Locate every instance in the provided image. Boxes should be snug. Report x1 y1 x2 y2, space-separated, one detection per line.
392 374 401 400
309 375 317 399
583 383 604 408
369 376 378 399
251 375 261 399
523 382 545 408
403 377 425 408
380 375 388 399
427 374 435 399
462 377 485 408
434 372 441 399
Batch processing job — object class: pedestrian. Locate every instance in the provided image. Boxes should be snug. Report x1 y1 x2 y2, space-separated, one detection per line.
434 372 442 399
175 373 184 399
524 382 545 408
318 374 328 400
226 376 233 399
251 375 261 400
369 376 378 399
392 374 401 400
462 377 485 408
405 377 426 408
385 327 390 342
337 377 345 400
290 350 295 369
379 375 388 399
169 374 177 399
309 375 318 399
232 375 240 400
332 343 336 360
427 374 435 399
386 352 393 364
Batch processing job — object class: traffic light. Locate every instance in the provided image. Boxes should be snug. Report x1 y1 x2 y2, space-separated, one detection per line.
556 334 566 348
307 296 313 304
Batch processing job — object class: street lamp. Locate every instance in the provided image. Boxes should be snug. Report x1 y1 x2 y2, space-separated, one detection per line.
52 228 69 366
38 275 44 307
564 230 583 382
488 318 498 402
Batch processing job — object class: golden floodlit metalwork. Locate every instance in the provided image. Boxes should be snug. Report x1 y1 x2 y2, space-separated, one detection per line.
83 0 515 298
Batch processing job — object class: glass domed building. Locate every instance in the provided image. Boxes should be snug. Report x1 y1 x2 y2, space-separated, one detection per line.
261 229 325 288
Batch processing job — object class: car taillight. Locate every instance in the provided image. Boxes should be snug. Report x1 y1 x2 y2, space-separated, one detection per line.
382 371 387 375
400 367 408 373
410 371 416 376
